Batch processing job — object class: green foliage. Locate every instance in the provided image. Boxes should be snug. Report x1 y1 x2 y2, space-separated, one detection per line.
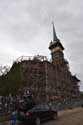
0 62 24 96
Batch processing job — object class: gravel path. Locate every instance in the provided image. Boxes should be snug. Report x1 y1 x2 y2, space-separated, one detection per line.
0 107 83 125
43 107 83 125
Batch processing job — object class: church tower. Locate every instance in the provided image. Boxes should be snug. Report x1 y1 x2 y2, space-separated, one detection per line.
49 23 64 65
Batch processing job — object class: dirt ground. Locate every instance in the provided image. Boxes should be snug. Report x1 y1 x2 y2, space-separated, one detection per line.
0 107 83 125
43 107 83 125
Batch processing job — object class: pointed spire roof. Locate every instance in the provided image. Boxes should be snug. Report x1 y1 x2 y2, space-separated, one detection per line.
52 22 59 42
49 22 64 50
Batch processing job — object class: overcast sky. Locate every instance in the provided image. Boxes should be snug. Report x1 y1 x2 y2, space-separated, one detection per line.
0 0 83 90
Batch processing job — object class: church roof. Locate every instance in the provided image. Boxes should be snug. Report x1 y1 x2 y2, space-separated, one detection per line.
72 75 80 82
49 40 64 50
49 22 64 50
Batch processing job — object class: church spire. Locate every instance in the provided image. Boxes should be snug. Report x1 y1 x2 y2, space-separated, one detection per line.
49 22 64 50
52 22 59 42
49 22 64 64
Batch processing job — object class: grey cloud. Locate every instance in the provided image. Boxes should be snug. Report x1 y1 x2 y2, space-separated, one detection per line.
0 0 83 89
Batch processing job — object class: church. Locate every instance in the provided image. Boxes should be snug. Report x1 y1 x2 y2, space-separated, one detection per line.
16 23 80 103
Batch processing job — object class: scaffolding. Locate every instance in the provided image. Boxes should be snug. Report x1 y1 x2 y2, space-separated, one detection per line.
14 55 80 104
16 55 49 103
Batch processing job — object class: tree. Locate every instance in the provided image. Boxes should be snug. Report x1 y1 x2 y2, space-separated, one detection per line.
0 62 23 96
